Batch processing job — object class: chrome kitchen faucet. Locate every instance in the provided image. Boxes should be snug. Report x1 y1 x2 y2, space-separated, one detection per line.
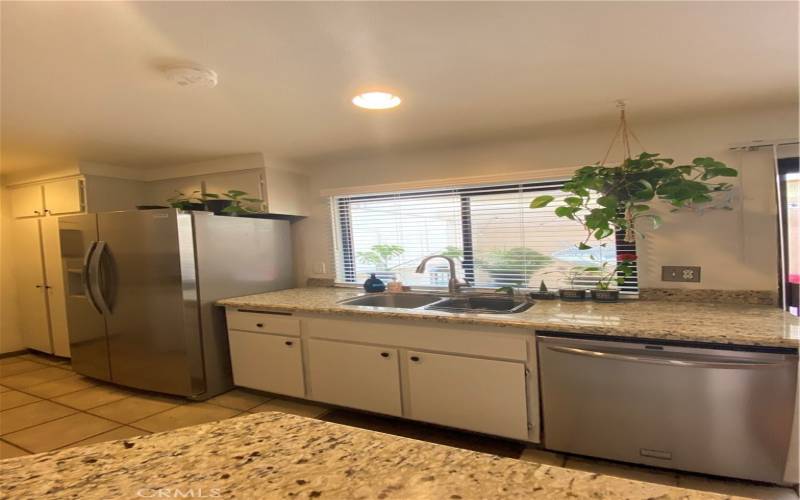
415 255 471 294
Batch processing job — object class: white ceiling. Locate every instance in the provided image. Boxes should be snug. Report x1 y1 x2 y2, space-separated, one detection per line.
1 1 797 172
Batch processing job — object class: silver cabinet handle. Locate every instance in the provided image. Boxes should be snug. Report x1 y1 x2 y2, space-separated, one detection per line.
82 241 102 314
545 345 789 369
89 241 111 315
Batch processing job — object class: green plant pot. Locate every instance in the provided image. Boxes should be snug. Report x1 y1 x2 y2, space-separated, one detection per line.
559 289 586 301
529 291 556 300
591 289 620 303
206 199 233 214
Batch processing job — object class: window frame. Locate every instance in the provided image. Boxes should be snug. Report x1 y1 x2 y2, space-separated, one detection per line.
334 180 638 293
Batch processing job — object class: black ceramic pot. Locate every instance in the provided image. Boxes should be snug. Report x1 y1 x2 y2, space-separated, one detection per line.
205 199 233 214
529 291 557 300
559 289 586 301
591 289 620 303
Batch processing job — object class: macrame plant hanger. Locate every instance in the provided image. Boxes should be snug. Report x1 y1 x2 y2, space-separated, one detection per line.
598 100 644 243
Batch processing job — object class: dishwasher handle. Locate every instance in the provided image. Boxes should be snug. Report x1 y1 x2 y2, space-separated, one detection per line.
544 345 790 369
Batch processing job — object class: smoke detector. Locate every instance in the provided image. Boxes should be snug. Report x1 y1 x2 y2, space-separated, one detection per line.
163 65 218 88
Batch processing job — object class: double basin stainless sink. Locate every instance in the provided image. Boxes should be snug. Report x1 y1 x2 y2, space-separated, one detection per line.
339 293 534 314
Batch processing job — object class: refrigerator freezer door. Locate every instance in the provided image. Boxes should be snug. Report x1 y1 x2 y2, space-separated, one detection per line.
191 213 294 396
59 214 111 381
97 209 202 396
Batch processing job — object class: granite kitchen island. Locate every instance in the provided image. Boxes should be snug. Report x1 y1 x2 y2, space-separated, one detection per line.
0 411 747 499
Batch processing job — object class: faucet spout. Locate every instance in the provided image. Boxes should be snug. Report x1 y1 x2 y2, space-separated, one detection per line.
415 255 470 294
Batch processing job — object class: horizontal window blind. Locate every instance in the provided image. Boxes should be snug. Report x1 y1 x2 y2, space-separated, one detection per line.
332 180 638 294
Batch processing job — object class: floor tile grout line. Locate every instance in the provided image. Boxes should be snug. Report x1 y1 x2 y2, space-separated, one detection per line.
91 398 188 427
0 406 80 438
52 420 128 452
6 376 100 401
0 436 35 455
3 410 123 453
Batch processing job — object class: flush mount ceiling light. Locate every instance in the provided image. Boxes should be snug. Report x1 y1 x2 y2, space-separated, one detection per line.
352 91 402 110
163 65 218 88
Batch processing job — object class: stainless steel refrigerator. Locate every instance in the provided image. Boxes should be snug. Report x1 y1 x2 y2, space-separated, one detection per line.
58 209 293 399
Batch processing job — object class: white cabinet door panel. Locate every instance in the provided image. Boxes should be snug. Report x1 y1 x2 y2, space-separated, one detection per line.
406 351 529 440
307 339 402 416
228 330 304 397
43 179 83 215
13 219 53 353
11 185 44 218
40 217 70 357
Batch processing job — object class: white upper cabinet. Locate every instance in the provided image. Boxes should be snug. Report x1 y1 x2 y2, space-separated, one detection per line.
10 184 45 218
43 178 84 215
10 178 85 218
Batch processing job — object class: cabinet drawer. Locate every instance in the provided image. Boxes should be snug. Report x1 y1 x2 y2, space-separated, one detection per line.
406 351 529 440
228 330 304 397
307 339 402 416
226 309 300 336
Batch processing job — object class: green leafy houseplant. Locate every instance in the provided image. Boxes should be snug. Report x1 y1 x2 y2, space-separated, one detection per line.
530 152 737 247
205 190 264 215
166 190 204 209
583 253 637 290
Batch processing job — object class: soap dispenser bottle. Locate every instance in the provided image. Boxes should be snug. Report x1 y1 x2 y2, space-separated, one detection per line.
363 273 386 293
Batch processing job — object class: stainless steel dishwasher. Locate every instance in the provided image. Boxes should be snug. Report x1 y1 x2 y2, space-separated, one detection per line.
537 334 798 484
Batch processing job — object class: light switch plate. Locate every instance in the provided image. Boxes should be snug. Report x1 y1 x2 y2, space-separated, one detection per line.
661 266 701 283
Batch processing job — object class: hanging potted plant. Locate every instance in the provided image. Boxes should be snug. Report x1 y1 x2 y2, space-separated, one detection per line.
530 102 738 250
530 102 738 297
583 253 637 303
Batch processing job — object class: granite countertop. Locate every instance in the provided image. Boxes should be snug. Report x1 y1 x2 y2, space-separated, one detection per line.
0 411 749 499
217 287 799 349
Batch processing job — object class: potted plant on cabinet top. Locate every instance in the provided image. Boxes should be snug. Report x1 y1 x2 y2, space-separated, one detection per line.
204 190 264 215
166 190 205 211
583 253 637 303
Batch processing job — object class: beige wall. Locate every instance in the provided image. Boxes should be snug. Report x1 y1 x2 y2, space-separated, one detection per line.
295 104 798 291
0 184 24 353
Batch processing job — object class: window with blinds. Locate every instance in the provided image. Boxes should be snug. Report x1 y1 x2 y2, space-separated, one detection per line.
332 180 638 294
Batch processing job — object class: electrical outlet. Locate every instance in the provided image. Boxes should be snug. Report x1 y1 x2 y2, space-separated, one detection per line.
312 262 327 274
661 266 701 283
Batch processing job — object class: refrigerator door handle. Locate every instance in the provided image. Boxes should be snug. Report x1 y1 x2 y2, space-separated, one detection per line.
82 241 102 314
89 240 112 315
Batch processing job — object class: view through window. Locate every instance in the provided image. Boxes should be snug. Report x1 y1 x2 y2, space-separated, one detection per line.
333 181 637 293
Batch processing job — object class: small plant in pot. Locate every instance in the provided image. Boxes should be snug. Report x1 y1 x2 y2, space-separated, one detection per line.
205 190 264 215
166 190 205 211
543 266 589 301
583 253 637 303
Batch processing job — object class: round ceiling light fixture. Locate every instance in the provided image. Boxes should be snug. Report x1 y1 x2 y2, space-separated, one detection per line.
163 65 218 88
352 91 402 110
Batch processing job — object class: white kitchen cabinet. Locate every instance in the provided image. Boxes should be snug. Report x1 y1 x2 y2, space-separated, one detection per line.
43 178 84 215
10 184 45 218
40 217 70 356
10 178 84 219
405 350 529 440
307 338 402 416
228 330 304 397
13 219 53 353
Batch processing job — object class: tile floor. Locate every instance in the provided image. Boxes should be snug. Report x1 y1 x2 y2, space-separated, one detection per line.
0 351 797 499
